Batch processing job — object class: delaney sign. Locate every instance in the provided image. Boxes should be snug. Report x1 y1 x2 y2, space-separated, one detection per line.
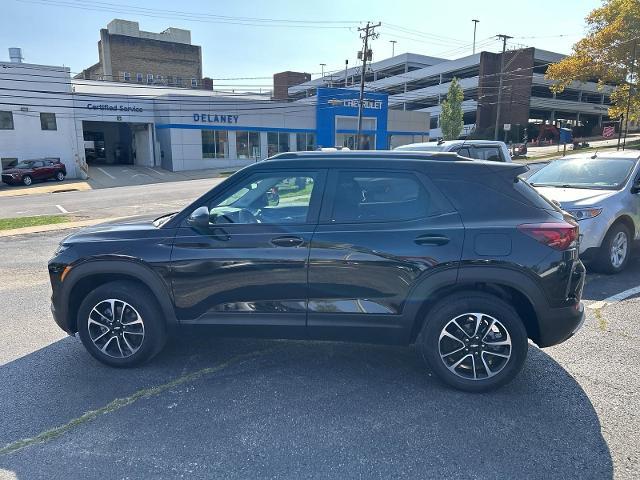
193 113 240 124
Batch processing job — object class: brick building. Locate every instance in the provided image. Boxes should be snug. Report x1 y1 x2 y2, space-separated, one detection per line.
77 19 203 89
273 71 311 100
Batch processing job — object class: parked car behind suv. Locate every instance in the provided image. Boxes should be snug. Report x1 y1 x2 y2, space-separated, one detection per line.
394 139 512 162
528 152 640 273
49 151 585 392
2 158 66 186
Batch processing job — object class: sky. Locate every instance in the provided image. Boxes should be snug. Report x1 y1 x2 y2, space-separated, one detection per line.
1 0 599 91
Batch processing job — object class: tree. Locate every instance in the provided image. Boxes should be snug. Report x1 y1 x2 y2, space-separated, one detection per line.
546 0 640 121
440 77 464 140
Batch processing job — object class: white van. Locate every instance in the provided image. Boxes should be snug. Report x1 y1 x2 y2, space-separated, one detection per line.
395 140 512 162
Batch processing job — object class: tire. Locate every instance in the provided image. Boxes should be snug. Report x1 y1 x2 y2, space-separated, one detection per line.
22 175 32 186
55 171 65 181
417 292 528 393
593 223 632 274
77 281 167 367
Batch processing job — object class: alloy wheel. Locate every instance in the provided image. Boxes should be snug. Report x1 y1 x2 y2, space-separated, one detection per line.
438 313 512 380
56 172 64 181
610 231 628 269
87 299 145 358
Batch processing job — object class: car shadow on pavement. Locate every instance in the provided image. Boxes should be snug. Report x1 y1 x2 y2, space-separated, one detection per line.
0 333 612 479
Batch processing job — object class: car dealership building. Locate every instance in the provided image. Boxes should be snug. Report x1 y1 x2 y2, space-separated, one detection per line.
0 59 429 179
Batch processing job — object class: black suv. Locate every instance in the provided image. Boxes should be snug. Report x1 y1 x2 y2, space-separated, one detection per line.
49 152 585 392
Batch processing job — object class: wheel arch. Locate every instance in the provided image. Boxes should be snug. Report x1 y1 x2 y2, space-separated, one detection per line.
407 267 543 345
63 259 177 333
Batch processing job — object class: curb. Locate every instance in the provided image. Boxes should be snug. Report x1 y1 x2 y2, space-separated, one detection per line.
0 216 125 238
0 181 92 198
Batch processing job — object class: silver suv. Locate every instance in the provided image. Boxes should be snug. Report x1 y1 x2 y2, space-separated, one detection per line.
394 140 512 162
528 152 640 273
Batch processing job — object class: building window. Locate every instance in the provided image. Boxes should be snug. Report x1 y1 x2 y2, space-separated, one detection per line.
123 72 131 81
147 73 154 84
167 75 174 85
296 132 316 151
202 130 229 158
176 77 183 87
40 113 57 131
156 75 163 84
191 78 198 88
1 158 18 171
267 132 290 156
236 131 260 159
0 111 14 130
136 73 143 83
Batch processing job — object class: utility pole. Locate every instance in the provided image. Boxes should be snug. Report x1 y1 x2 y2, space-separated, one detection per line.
472 20 480 54
390 40 397 57
623 39 637 151
356 21 380 149
493 34 513 141
320 63 326 79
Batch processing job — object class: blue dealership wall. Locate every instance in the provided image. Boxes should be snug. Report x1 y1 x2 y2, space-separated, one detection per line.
315 87 389 149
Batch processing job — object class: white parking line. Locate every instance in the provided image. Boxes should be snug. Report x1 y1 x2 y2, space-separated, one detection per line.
146 167 164 176
587 285 640 310
96 167 116 179
55 204 68 214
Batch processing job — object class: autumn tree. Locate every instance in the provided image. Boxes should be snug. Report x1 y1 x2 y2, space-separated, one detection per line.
440 77 464 140
546 0 640 121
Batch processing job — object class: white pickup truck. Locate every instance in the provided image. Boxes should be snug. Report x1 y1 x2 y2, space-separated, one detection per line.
394 140 512 162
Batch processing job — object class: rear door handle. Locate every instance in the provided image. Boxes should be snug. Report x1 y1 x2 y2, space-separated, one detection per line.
270 235 305 247
414 234 450 246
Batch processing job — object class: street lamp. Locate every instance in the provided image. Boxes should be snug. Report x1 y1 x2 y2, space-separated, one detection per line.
472 19 480 54
320 63 326 78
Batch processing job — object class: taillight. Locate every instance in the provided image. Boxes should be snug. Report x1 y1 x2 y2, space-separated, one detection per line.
517 221 578 250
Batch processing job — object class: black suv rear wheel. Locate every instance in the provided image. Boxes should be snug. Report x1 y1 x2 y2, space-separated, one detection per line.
77 281 167 367
418 292 528 392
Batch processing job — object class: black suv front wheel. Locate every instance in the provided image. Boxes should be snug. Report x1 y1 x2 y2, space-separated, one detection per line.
77 281 167 367
418 292 528 392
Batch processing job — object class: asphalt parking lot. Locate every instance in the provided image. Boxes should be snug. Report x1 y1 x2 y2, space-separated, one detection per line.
0 231 639 479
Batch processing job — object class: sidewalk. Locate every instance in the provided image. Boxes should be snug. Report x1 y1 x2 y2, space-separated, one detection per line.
525 133 640 158
0 165 238 199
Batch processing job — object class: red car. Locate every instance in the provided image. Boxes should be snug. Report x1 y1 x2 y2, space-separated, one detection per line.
1 159 66 186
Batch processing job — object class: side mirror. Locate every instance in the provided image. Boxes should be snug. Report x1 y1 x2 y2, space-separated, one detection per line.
187 206 210 229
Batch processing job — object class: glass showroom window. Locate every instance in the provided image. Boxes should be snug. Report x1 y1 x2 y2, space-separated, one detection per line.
267 132 290 156
296 133 316 151
236 131 261 160
0 111 14 130
40 113 57 131
201 130 229 158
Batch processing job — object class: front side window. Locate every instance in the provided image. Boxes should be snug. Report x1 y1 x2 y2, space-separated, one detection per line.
296 133 316 151
202 130 229 158
331 171 430 223
0 111 14 130
267 132 290 156
207 173 317 224
236 131 261 159
40 113 57 131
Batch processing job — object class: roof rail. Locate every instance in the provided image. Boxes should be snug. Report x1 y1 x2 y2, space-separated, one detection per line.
268 151 471 161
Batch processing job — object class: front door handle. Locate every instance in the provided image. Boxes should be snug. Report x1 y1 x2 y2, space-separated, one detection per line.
414 234 450 246
270 235 305 247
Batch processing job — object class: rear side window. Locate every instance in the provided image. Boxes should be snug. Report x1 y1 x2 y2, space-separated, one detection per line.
331 171 430 223
473 146 503 162
515 179 562 211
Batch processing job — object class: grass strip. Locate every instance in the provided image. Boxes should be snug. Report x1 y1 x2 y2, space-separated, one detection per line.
0 215 71 231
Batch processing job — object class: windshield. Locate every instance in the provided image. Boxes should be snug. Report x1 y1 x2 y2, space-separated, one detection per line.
528 158 636 190
395 144 446 152
14 161 36 169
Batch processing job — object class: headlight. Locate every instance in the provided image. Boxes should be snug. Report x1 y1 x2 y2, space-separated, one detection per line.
567 207 603 221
